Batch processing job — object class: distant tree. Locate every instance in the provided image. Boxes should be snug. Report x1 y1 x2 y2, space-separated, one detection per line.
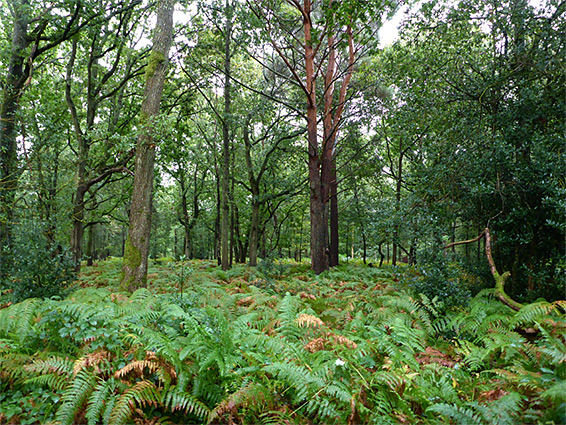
249 0 393 273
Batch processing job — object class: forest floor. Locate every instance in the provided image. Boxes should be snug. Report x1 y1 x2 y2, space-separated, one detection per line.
0 257 564 424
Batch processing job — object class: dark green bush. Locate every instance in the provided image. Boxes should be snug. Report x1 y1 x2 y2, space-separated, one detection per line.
257 255 289 278
1 222 75 302
404 255 472 312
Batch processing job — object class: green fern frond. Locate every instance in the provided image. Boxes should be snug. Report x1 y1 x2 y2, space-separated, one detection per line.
56 369 98 425
209 382 271 424
372 370 407 395
85 377 118 425
427 402 482 424
542 380 566 403
24 373 69 391
26 356 76 377
163 387 210 419
481 392 523 425
512 301 564 327
128 287 153 303
0 351 33 382
0 298 42 346
277 293 302 339
109 380 160 425
537 324 566 365
305 395 340 420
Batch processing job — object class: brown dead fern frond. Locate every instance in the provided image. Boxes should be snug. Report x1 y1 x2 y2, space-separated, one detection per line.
297 314 324 328
114 351 177 382
329 333 358 349
304 333 358 353
73 349 111 376
304 337 327 353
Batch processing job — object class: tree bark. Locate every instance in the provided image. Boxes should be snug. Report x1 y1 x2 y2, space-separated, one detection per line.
121 0 174 291
0 1 32 267
220 0 233 271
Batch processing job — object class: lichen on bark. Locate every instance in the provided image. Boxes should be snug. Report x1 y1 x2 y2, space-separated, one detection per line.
145 50 165 81
121 235 142 290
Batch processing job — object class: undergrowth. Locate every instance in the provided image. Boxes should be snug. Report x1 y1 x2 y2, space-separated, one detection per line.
0 258 564 424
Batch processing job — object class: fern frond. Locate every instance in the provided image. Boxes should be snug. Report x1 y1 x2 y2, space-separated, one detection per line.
128 287 153 303
85 377 118 425
0 298 42 345
26 356 74 377
297 314 325 328
209 382 271 424
542 380 566 403
24 373 69 391
536 324 566 365
480 392 523 425
114 359 162 380
427 403 482 425
109 380 160 425
56 369 98 425
163 387 210 418
0 352 34 382
512 301 563 327
277 293 301 339
73 350 111 376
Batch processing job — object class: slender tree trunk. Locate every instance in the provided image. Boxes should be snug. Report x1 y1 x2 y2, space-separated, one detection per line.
249 202 261 266
329 162 339 266
121 0 174 291
220 0 233 271
392 150 404 266
86 223 95 266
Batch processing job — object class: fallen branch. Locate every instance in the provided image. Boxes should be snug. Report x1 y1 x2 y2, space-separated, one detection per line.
445 228 524 311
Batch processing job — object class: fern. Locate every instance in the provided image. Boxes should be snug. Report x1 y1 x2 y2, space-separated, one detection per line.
163 387 210 419
56 369 98 425
209 381 271 424
428 403 483 424
84 377 118 425
427 392 522 425
277 292 302 339
0 298 42 349
109 380 160 425
511 300 566 328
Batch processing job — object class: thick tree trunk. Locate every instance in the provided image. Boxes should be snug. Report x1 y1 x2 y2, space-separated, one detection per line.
304 1 328 274
121 0 174 291
0 3 30 263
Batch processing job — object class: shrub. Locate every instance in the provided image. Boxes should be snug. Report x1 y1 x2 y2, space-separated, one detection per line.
1 222 76 302
404 256 472 312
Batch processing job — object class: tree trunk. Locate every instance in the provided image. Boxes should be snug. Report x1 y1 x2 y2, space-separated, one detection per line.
329 161 339 266
86 223 95 266
121 0 174 291
0 2 31 264
304 1 328 274
220 0 233 271
249 201 260 266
